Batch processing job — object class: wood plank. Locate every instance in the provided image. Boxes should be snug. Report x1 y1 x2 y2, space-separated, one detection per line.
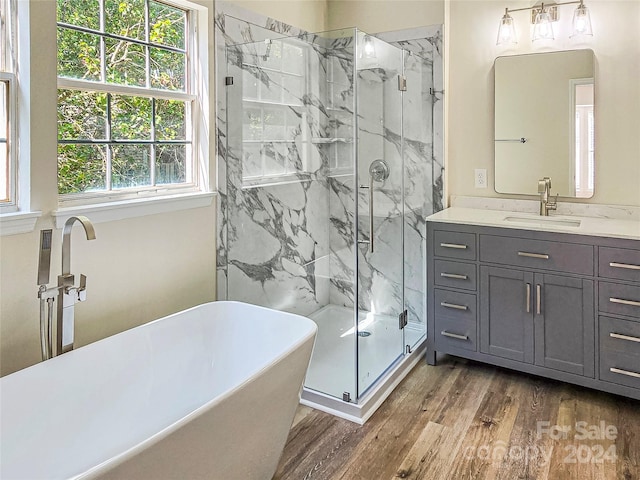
327 359 463 480
274 358 640 480
447 374 523 480
388 363 495 480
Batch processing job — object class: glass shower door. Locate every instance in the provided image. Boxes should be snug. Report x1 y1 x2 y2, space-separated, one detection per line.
355 32 406 397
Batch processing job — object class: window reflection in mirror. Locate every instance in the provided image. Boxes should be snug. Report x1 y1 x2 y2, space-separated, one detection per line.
573 81 594 198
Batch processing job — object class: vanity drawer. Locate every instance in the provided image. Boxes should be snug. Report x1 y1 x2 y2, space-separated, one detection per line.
434 230 476 261
599 247 640 283
435 315 477 352
434 289 476 322
599 282 640 319
434 260 477 291
479 235 594 276
599 350 640 390
599 316 640 356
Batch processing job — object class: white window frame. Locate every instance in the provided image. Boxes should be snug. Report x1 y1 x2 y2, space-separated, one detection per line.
0 73 16 209
0 0 18 213
56 0 206 208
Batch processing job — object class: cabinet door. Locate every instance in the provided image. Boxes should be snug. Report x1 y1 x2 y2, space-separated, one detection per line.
534 274 594 377
480 266 534 363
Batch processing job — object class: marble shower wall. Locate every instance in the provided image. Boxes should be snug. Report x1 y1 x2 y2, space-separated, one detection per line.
215 2 443 329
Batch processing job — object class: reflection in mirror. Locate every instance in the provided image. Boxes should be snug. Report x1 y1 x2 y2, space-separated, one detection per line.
494 49 595 198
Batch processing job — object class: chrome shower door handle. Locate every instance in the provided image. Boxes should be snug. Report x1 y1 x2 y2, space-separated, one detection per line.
368 174 374 253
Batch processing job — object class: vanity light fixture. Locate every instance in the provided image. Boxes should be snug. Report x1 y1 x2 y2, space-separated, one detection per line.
496 8 517 45
497 0 593 45
532 3 555 41
571 0 593 37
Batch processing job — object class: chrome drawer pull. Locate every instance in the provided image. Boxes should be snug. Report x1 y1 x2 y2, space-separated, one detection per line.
440 302 468 311
518 251 550 260
610 367 640 379
441 330 469 341
610 297 640 308
610 332 640 344
440 243 468 250
440 273 468 280
610 262 640 271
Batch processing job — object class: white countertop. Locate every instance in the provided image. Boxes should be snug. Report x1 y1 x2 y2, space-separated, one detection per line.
427 207 640 241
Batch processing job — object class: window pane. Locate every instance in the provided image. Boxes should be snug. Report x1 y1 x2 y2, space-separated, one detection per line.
57 0 100 30
0 81 6 138
282 43 303 75
150 47 185 91
242 69 258 100
149 1 186 49
263 108 285 140
282 75 303 105
1 75 8 202
111 94 151 139
260 41 282 70
0 140 7 202
57 28 101 81
111 144 151 188
58 89 107 140
105 38 146 87
104 0 146 41
260 73 282 102
263 143 286 176
58 144 106 194
243 107 262 141
155 99 186 140
242 144 263 178
155 144 185 184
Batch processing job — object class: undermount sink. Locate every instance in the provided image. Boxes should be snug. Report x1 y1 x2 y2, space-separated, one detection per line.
503 215 582 228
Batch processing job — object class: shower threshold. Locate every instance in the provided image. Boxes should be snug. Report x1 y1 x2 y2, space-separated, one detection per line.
301 304 426 424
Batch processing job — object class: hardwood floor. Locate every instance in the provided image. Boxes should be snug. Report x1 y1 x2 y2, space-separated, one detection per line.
274 356 640 480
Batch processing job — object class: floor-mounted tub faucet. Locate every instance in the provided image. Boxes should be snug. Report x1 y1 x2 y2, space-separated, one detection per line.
37 216 96 360
538 177 557 216
57 216 96 355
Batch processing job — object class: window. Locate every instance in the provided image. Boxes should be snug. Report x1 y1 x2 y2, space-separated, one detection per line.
56 0 198 201
0 0 16 209
240 38 310 187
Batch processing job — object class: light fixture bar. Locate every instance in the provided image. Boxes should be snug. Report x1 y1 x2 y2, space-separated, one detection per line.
503 0 581 16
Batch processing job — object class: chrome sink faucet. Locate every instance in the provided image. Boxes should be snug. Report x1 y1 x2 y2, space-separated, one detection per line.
57 216 96 355
538 177 558 216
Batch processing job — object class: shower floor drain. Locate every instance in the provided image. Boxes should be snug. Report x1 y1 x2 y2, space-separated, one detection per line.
358 331 372 337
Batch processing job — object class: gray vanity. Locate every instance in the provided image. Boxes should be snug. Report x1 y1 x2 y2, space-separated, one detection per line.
426 207 640 400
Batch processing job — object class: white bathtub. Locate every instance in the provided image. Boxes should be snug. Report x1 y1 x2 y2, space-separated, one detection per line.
0 301 317 480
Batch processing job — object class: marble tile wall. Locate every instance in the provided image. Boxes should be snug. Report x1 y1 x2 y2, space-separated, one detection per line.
215 2 444 333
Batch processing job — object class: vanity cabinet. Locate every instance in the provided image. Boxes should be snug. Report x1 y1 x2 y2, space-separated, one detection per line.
426 220 640 400
479 267 594 376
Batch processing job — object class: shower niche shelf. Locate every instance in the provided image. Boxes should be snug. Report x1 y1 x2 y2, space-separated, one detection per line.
311 137 353 144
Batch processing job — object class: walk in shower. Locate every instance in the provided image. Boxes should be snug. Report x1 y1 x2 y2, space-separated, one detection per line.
218 24 440 422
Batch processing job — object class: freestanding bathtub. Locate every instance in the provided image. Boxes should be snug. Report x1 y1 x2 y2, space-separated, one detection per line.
0 301 317 480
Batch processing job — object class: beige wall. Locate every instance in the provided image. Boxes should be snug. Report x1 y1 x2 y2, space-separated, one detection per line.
327 0 444 32
0 0 217 376
447 0 640 206
226 0 328 32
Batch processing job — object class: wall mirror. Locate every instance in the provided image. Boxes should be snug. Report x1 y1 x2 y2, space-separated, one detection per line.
494 49 595 198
